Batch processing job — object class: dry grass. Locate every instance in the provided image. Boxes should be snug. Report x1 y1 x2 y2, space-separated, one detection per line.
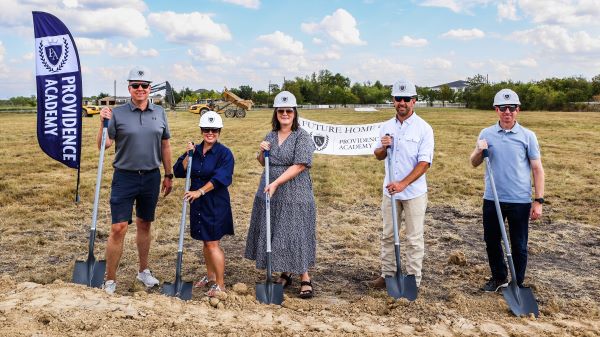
0 107 598 288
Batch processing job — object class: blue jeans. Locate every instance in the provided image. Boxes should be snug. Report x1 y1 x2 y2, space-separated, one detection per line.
482 199 531 285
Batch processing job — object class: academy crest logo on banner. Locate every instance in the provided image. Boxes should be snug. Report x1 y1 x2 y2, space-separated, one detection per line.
33 11 82 169
299 117 383 156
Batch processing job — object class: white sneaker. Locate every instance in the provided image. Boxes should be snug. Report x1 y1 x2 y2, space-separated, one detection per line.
137 269 159 288
102 280 116 295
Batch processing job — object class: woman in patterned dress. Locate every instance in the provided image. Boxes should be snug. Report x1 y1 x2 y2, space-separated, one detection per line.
245 91 316 299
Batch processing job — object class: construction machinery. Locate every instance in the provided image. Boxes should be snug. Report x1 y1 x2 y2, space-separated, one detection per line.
190 88 253 118
151 81 176 110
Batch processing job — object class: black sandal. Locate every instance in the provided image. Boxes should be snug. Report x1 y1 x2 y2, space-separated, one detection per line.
298 280 314 299
277 273 293 288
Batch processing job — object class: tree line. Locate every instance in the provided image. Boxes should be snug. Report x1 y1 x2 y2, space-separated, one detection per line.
3 71 600 111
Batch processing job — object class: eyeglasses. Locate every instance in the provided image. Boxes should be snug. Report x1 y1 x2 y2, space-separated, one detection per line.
496 105 517 112
277 109 295 115
129 83 150 89
393 96 413 103
201 128 220 134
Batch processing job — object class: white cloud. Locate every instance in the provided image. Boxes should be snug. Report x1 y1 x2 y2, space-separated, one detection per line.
148 11 232 44
511 25 600 53
0 41 7 77
497 0 518 21
518 0 600 26
345 57 414 84
66 8 150 38
254 31 304 55
441 28 485 40
221 0 260 9
140 48 159 57
170 63 202 81
420 0 490 14
76 0 148 11
301 8 366 45
515 57 537 67
187 44 236 65
424 57 453 69
312 38 323 45
109 41 138 58
392 36 429 47
313 45 342 61
22 52 34 60
75 37 109 55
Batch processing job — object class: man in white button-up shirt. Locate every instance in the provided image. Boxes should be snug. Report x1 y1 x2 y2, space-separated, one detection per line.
369 79 434 289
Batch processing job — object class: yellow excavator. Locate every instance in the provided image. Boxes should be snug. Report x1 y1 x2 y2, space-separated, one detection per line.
189 88 253 118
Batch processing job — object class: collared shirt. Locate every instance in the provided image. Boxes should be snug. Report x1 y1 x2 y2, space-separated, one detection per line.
478 121 540 203
173 142 234 239
108 100 170 171
376 112 434 200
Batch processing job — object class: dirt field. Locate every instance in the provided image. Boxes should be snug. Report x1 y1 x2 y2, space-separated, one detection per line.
0 108 598 336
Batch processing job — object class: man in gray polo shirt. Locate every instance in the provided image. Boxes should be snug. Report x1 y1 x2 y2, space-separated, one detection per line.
470 88 545 292
98 66 174 295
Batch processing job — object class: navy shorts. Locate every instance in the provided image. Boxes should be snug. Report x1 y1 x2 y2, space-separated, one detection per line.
110 168 160 224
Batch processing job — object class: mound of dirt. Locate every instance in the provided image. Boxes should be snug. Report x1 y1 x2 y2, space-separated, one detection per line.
0 275 598 337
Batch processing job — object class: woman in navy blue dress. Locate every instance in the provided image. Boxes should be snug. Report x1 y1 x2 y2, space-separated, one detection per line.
173 111 234 297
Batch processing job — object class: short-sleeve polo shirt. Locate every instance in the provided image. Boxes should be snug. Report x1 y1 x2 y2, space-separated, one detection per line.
108 100 171 171
376 112 435 200
478 121 540 203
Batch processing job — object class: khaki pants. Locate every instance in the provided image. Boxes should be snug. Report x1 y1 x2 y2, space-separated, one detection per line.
380 193 427 286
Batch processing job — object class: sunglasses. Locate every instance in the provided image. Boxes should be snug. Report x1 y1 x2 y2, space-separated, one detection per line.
393 96 413 103
201 128 220 134
129 83 150 89
496 105 517 112
277 109 295 115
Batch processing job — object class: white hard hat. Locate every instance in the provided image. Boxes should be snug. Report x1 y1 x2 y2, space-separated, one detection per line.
493 89 520 106
199 111 223 128
391 79 417 97
127 66 152 83
273 91 297 108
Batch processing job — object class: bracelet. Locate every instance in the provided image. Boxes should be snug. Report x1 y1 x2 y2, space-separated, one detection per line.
199 189 205 196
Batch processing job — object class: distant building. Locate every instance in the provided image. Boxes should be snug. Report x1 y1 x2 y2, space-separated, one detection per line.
98 95 163 106
430 80 468 92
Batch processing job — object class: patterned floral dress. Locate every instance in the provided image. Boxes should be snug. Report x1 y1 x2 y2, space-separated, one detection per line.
244 129 316 274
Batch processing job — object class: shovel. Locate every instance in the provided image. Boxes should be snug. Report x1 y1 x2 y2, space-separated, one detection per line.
161 149 194 300
384 135 418 301
72 119 108 288
482 149 539 317
256 150 284 305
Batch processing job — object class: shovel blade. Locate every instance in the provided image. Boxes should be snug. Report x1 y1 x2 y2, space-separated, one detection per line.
72 258 106 288
161 281 194 301
256 282 284 305
502 284 539 317
385 273 418 301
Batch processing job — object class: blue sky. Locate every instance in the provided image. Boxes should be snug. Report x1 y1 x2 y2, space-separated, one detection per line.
1 0 599 98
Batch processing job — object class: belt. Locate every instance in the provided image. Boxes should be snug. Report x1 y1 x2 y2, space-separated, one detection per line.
115 167 159 175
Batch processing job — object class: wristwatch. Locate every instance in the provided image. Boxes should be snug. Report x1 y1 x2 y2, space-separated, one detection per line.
534 198 544 204
164 173 174 179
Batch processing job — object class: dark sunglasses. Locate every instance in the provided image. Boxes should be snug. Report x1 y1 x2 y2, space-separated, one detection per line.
129 83 150 89
393 96 413 103
496 105 517 112
201 128 220 134
277 108 295 115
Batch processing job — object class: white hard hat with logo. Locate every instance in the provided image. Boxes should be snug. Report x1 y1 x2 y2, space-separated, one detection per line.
127 66 152 83
199 111 224 128
273 91 297 108
493 88 520 106
391 79 417 97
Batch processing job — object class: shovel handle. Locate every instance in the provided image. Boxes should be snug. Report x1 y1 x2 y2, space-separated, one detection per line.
103 119 108 128
482 148 489 158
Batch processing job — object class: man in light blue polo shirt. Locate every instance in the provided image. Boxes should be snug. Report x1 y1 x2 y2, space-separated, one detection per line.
470 88 545 292
369 78 434 289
